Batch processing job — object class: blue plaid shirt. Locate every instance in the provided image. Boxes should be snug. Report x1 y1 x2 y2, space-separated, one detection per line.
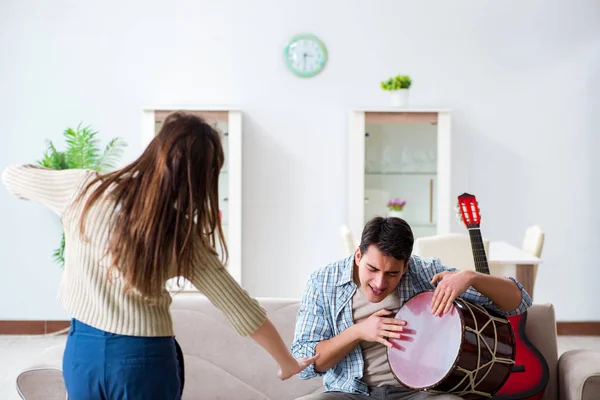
290 254 532 395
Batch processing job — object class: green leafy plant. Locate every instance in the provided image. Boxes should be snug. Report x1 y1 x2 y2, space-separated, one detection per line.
381 75 412 91
37 123 127 267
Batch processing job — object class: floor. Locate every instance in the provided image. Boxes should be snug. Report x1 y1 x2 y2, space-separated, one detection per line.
1 334 600 400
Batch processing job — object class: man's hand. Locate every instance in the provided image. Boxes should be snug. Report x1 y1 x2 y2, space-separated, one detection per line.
355 309 406 348
430 270 474 316
278 353 320 380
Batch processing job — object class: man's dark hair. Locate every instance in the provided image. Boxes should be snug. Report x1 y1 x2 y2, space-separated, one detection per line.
358 216 414 261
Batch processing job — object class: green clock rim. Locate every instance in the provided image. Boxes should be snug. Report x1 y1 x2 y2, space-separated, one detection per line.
283 33 328 78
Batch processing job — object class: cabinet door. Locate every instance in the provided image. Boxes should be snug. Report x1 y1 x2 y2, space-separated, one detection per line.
364 116 438 239
348 111 451 241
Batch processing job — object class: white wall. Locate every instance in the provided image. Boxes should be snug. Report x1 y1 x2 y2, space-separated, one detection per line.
1 0 599 321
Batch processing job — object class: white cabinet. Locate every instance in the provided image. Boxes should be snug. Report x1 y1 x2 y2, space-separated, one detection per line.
347 109 451 242
141 107 243 289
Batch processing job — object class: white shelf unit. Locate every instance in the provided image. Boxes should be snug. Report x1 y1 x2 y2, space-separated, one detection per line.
141 107 243 290
347 109 451 242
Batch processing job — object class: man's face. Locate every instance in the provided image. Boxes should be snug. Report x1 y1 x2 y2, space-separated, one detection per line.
354 245 406 303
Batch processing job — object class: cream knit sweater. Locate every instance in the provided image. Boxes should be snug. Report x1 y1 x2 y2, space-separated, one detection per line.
2 165 267 337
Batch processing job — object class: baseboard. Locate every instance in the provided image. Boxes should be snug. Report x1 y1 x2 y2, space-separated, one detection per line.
556 322 600 336
0 320 70 335
1 320 599 335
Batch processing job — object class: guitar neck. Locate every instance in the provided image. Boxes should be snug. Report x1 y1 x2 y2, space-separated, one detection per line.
468 228 490 275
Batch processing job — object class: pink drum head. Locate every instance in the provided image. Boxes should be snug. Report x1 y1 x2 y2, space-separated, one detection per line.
387 291 463 389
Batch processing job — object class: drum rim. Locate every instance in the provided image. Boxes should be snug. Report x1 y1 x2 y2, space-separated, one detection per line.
386 290 466 391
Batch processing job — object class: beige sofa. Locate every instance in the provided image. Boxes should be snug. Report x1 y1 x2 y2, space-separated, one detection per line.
16 295 600 400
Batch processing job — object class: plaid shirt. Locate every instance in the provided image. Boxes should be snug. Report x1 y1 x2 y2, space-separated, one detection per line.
290 254 532 395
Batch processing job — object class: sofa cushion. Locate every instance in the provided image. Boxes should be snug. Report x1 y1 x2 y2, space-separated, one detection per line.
171 294 324 399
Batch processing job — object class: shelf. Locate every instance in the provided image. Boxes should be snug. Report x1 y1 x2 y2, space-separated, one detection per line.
365 171 437 176
354 107 451 113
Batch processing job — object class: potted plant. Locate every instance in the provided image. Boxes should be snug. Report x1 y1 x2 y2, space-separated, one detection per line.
386 197 406 219
381 75 412 107
37 123 127 267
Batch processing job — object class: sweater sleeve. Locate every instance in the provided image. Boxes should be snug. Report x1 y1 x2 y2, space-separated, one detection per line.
2 164 92 217
189 245 267 336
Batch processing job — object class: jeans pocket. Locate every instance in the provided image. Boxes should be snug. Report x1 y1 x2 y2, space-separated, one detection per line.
107 357 181 400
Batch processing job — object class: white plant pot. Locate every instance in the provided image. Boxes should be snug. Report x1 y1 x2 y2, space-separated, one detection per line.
388 210 405 219
390 89 410 107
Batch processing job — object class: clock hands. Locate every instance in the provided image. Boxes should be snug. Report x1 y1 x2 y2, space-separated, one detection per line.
302 52 314 69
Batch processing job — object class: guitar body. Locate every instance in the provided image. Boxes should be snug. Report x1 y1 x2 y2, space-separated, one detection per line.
457 193 549 400
493 312 549 400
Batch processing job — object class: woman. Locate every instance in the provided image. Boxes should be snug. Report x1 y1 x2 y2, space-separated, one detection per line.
2 111 318 399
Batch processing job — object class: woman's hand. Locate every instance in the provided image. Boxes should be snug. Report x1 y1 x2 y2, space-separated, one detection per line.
278 353 321 380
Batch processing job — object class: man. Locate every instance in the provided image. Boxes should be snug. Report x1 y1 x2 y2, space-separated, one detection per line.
291 216 532 400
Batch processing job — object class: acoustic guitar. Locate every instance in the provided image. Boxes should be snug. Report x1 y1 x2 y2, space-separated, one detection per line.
457 192 549 400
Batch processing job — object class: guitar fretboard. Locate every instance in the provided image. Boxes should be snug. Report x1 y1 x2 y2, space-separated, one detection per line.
468 228 490 275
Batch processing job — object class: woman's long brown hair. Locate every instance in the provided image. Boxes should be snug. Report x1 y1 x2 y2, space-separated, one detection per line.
78 111 227 298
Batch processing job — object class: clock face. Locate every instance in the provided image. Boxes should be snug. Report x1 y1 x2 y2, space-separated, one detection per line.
283 34 327 78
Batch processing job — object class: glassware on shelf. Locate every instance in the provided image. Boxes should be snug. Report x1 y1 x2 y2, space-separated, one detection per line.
400 147 412 173
365 157 377 173
427 150 437 172
380 147 394 173
412 150 427 172
365 133 379 173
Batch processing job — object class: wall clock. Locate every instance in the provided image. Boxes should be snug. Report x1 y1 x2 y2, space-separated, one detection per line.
283 34 327 78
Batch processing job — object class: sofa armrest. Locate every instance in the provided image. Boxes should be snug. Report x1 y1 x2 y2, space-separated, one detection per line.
16 344 66 400
524 304 559 400
558 349 600 400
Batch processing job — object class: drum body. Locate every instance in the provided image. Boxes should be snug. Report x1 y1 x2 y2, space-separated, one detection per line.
387 291 515 399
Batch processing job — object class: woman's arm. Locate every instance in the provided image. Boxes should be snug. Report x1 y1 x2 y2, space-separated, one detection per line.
2 165 91 216
251 318 320 380
189 248 318 380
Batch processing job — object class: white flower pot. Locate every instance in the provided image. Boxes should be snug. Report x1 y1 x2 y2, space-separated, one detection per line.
388 210 405 219
390 89 410 107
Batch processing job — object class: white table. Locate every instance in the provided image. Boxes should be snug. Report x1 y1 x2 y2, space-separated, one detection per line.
488 241 542 299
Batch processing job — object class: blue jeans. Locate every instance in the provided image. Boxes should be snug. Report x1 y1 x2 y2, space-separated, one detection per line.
63 319 182 400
